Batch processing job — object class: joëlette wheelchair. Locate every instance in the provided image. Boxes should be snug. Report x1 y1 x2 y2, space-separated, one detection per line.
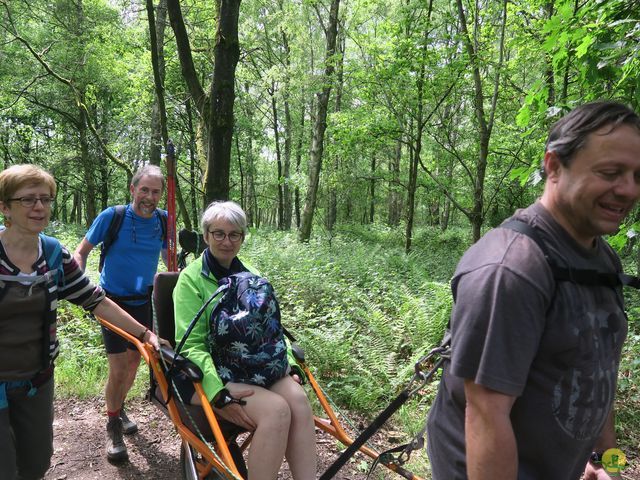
97 230 426 480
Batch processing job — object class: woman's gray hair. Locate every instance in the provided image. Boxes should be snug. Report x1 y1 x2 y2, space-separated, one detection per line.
543 101 640 175
201 201 247 235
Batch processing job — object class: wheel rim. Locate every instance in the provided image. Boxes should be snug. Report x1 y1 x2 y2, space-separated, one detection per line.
181 440 199 480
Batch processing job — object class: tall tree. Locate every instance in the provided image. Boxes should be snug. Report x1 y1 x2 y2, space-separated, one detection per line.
167 0 241 204
1 0 134 224
299 0 340 242
149 0 168 167
455 0 508 241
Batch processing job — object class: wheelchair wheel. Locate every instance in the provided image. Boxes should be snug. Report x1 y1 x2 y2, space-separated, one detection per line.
180 439 225 480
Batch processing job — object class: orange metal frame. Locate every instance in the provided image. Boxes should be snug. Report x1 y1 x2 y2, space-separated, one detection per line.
97 317 424 480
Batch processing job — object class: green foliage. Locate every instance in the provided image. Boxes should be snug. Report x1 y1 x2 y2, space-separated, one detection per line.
55 303 108 397
242 226 452 412
55 302 148 398
617 290 640 449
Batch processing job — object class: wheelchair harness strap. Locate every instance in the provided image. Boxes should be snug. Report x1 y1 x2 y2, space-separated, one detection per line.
502 219 640 289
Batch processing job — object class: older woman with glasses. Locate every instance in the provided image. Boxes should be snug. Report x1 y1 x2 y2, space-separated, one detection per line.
173 200 316 480
0 164 162 480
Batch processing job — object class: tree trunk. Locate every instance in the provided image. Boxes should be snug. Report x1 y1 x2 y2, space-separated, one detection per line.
440 156 454 230
78 104 97 225
149 0 168 166
175 177 192 230
204 0 241 203
186 99 200 224
405 123 419 253
298 0 340 242
294 99 305 229
455 0 507 242
369 156 376 224
326 30 345 232
282 29 293 230
270 83 285 229
387 138 402 226
404 47 428 252
72 190 82 225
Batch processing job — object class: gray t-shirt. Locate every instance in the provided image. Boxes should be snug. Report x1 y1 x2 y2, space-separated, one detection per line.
427 202 628 480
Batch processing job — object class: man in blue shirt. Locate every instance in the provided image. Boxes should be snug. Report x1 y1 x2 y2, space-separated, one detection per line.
74 165 167 462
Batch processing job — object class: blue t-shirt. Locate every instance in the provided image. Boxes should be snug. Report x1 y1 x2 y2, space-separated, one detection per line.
86 205 167 303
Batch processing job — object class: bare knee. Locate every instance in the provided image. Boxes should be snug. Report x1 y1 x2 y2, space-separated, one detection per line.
286 385 313 421
259 396 291 432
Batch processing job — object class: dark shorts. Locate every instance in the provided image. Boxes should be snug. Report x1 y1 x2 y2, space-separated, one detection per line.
101 300 152 355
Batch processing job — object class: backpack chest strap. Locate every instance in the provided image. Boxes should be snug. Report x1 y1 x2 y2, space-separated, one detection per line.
0 272 54 295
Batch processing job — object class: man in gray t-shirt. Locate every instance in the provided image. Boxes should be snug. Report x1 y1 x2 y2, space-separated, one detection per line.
427 101 640 480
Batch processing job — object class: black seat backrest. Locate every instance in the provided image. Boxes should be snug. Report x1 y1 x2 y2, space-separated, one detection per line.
179 229 207 255
153 271 180 347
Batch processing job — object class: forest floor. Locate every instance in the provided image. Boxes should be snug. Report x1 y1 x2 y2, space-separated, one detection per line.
44 397 380 480
43 397 640 480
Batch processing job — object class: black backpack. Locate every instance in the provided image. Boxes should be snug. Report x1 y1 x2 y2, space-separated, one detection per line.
98 205 167 272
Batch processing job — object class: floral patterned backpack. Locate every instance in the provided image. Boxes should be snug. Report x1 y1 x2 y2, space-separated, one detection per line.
208 272 289 387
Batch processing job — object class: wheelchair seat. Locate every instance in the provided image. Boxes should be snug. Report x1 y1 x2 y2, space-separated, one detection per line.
151 270 247 478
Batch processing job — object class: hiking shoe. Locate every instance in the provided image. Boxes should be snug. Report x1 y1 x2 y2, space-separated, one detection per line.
120 405 138 435
106 417 128 462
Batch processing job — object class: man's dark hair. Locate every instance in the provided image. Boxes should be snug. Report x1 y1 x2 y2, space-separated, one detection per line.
543 101 640 174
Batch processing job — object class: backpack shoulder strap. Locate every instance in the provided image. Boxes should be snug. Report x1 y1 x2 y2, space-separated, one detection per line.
39 233 64 284
99 205 127 271
156 209 167 241
104 205 127 249
501 219 639 289
501 219 553 260
40 233 63 270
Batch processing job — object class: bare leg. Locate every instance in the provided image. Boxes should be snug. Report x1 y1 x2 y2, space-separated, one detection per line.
105 350 141 412
224 382 292 480
270 376 317 480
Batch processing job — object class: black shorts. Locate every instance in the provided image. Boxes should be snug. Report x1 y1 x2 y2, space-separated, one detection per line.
100 300 152 355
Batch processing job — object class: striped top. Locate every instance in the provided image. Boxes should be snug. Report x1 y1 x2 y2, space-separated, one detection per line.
0 237 105 373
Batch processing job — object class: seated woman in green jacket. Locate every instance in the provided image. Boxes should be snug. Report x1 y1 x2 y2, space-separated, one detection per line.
173 201 316 480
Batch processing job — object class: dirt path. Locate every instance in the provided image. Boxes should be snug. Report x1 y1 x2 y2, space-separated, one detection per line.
44 397 379 480
44 397 639 480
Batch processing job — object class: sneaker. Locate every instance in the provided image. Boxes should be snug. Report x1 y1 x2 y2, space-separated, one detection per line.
106 417 128 462
120 405 138 435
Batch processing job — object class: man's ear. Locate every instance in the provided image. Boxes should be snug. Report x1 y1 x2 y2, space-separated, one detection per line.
543 151 562 182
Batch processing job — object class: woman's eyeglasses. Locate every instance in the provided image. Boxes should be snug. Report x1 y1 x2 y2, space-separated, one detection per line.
8 196 55 208
208 230 244 243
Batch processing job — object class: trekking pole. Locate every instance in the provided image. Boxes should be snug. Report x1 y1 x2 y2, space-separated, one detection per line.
166 139 178 272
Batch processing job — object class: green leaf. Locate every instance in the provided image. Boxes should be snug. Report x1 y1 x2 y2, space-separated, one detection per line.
575 34 595 58
515 105 531 128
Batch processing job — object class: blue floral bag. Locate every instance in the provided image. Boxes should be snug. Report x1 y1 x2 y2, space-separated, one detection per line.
208 272 289 387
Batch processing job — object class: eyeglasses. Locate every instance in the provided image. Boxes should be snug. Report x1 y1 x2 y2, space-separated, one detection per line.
208 230 244 243
8 196 55 208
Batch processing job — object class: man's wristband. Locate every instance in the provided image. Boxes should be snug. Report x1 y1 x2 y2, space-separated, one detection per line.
137 328 149 342
590 451 605 464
